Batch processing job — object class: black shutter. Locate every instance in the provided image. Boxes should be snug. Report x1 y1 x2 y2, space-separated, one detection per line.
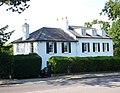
62 42 64 53
88 43 90 52
82 43 84 52
69 42 71 53
103 43 105 52
93 43 95 52
98 43 100 52
46 42 49 54
54 42 57 53
107 43 109 51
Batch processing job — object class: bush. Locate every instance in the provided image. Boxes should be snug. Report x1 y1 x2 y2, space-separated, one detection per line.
0 52 12 79
49 56 69 74
49 56 120 74
13 53 42 79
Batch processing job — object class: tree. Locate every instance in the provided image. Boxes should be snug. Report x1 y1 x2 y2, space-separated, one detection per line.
0 25 14 52
100 0 120 21
108 19 120 55
84 19 110 32
0 0 30 13
101 0 120 56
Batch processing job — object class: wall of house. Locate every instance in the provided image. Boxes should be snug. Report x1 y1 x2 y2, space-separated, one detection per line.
76 38 113 57
37 41 77 69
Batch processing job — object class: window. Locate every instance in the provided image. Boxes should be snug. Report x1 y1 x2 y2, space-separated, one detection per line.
16 43 20 52
92 29 97 36
46 42 57 54
81 29 86 36
93 43 100 52
16 43 25 53
62 42 71 53
82 43 90 53
30 43 34 53
103 43 109 52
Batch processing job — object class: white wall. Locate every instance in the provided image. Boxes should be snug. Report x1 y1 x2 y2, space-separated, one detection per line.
76 38 113 57
37 42 77 69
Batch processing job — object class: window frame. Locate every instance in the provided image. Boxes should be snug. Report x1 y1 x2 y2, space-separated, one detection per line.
46 42 57 54
103 43 109 52
93 43 100 52
62 42 71 53
82 43 90 53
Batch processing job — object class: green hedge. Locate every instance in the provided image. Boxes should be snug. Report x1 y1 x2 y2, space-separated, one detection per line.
49 56 120 74
49 56 69 74
13 53 42 79
0 52 12 79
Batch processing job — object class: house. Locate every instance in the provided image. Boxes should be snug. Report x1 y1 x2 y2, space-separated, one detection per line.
12 17 113 69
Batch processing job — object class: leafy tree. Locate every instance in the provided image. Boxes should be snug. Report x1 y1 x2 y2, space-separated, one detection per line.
108 20 120 55
0 25 14 52
101 0 120 56
100 0 120 21
0 0 30 13
84 19 110 32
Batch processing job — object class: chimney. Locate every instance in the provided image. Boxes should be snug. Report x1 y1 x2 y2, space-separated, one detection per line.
56 16 69 30
22 21 29 40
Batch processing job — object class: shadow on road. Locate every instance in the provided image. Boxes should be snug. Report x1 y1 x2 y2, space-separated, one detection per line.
46 76 120 88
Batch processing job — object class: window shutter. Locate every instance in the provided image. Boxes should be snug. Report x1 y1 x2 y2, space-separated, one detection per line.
103 43 105 52
69 42 71 53
107 43 109 51
46 42 49 54
93 43 95 52
62 42 64 53
98 43 100 52
88 43 90 52
54 42 57 53
82 43 84 52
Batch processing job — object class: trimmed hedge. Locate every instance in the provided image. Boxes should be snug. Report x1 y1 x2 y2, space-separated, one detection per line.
13 53 42 79
49 56 120 74
0 52 12 79
49 56 69 74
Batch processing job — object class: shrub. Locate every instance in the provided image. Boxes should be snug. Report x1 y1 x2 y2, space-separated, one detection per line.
0 52 12 79
13 53 42 79
49 56 120 74
49 56 69 74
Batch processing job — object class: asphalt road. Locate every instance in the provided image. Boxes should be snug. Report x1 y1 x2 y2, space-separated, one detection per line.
0 76 120 93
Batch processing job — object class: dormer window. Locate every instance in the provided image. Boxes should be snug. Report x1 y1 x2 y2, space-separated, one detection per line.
92 29 97 36
81 29 86 36
102 30 107 36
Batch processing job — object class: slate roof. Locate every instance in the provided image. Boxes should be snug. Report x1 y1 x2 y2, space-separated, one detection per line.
12 27 77 43
69 26 112 39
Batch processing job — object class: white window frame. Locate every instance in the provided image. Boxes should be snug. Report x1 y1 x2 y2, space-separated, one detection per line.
92 29 97 36
64 42 69 53
81 29 86 36
82 43 89 53
49 42 54 53
103 43 109 52
93 43 100 52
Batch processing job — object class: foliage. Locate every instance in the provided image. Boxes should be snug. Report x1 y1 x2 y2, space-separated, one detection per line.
1 44 13 55
84 19 110 32
13 53 42 79
0 52 12 79
49 56 69 74
100 0 120 21
0 0 30 13
0 25 14 49
108 19 120 55
49 56 120 74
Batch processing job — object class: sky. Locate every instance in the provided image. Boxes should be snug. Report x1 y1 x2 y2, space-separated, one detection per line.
0 0 109 42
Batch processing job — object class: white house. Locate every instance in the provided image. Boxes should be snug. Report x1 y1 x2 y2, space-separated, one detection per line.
12 17 113 69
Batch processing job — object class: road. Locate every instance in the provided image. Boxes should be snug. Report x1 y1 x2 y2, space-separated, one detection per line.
0 76 120 93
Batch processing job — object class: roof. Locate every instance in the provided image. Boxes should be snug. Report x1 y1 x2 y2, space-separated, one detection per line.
69 29 112 39
12 27 77 43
